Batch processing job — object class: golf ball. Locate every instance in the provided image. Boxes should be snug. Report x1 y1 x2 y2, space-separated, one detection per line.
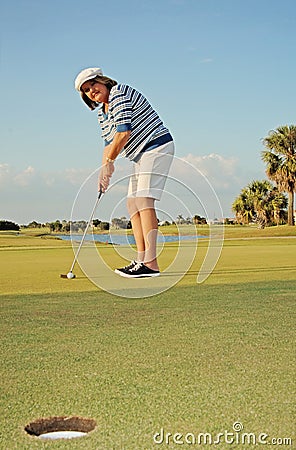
67 272 75 279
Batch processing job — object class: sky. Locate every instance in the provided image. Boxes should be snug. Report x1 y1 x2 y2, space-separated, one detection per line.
1 0 295 224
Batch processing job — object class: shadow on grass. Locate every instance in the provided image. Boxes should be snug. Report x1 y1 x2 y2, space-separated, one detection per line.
71 265 296 282
153 265 296 276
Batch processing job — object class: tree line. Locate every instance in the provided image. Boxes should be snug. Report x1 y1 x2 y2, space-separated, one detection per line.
21 220 111 233
1 214 208 232
19 214 208 232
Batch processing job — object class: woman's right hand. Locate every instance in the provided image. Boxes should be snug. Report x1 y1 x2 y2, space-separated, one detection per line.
98 161 114 192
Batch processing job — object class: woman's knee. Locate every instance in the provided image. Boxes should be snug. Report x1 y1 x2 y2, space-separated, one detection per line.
127 197 138 217
127 197 155 218
135 197 155 211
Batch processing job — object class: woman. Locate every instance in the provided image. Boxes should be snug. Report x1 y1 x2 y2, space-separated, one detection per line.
75 67 174 278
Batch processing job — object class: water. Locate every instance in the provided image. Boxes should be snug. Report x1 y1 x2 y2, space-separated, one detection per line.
58 233 206 245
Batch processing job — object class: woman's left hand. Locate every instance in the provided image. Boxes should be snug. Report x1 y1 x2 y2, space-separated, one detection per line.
98 161 114 192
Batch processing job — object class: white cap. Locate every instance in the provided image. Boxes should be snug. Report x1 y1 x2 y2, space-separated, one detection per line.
74 67 103 91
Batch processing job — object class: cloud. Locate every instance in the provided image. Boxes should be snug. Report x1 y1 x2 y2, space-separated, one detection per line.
0 155 238 193
181 153 239 188
0 164 93 189
13 166 35 187
0 164 37 187
167 153 263 218
0 164 95 223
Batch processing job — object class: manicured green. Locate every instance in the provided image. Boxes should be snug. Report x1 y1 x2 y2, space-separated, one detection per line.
0 232 295 449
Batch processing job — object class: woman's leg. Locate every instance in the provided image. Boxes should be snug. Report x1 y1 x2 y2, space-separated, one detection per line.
127 197 159 270
136 197 159 271
127 197 145 263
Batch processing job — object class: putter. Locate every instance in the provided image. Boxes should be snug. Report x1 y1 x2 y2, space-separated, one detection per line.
60 190 103 279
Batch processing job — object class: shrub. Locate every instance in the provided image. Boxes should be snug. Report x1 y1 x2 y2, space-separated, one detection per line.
0 220 20 231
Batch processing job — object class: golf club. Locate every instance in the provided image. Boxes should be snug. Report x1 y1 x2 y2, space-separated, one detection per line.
60 190 103 279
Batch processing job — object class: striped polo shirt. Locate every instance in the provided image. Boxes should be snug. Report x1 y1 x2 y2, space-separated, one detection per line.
97 84 172 161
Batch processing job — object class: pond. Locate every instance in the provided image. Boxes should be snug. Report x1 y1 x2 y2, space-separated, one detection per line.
58 233 207 245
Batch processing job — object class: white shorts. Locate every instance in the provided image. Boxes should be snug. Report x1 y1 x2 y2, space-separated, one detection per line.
127 141 175 201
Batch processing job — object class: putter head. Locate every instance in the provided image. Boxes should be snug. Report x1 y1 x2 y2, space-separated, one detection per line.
60 274 68 278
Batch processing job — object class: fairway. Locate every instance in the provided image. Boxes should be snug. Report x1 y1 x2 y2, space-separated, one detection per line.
0 233 295 449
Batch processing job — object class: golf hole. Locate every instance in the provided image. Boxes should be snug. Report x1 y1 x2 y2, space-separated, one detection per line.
24 416 96 440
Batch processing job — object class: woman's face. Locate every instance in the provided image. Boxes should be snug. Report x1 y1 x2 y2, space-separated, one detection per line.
81 79 109 104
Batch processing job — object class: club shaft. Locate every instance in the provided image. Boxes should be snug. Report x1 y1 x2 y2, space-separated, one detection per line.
70 191 103 273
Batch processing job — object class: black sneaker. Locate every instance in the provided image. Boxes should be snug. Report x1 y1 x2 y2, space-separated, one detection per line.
117 262 160 278
114 260 138 275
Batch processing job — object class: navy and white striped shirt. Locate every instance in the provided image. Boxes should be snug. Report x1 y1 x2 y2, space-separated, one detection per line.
97 84 172 161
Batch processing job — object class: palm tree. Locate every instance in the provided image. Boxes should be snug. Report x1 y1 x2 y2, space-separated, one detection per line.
232 180 287 228
232 188 254 225
247 180 273 228
176 214 184 224
193 215 207 225
262 125 296 226
269 188 288 226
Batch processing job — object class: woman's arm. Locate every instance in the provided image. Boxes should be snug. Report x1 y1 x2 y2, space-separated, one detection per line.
103 130 131 163
99 130 131 192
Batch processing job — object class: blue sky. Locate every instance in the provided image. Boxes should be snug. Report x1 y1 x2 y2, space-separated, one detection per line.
1 0 295 223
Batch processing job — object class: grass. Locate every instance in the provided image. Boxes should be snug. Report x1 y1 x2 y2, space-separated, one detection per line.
0 231 295 449
1 232 295 294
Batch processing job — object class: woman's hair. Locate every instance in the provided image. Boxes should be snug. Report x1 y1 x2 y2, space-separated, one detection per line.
81 75 117 110
92 75 117 90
